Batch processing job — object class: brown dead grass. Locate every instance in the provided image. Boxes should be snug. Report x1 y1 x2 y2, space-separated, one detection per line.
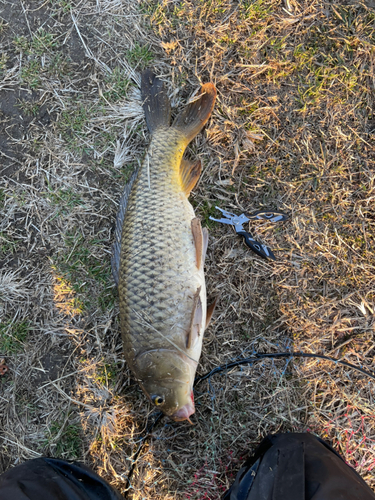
0 0 375 498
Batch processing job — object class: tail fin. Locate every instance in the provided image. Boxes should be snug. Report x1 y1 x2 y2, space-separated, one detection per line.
173 83 216 144
141 70 216 141
141 69 171 134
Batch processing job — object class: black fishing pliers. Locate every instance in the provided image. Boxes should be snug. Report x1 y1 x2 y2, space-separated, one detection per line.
209 207 288 260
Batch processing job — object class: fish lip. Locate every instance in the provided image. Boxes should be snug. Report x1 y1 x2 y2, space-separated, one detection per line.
170 401 195 421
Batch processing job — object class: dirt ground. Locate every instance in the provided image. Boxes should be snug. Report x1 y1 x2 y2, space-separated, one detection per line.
1 0 375 498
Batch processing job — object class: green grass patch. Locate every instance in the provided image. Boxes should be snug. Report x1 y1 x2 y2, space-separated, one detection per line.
52 231 113 313
60 105 89 135
13 29 58 55
196 200 224 229
58 104 92 152
0 232 17 255
31 29 58 55
20 60 42 89
62 232 111 284
102 67 130 102
239 0 272 22
0 321 29 353
98 286 116 312
219 34 236 47
95 362 118 386
0 53 8 74
57 100 121 157
47 186 85 210
50 0 72 14
0 189 5 208
47 53 72 78
126 43 154 70
289 22 365 110
47 421 82 459
13 36 30 53
0 18 8 34
198 0 227 15
140 1 166 24
17 100 40 116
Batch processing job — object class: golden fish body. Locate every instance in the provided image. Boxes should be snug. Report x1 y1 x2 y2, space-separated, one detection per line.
112 71 216 420
119 129 205 417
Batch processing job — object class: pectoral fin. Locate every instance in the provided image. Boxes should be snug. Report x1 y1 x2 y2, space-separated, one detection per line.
186 287 202 349
202 228 209 263
191 218 203 268
180 158 202 195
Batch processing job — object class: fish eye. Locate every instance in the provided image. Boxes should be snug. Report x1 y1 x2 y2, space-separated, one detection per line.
152 395 165 406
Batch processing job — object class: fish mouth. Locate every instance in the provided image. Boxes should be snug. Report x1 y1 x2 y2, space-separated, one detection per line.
170 401 195 422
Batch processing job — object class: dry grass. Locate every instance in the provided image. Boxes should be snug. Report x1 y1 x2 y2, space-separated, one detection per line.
0 0 374 498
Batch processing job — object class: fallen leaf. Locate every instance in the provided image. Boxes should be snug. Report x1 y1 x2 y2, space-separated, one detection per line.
161 40 178 54
0 364 9 376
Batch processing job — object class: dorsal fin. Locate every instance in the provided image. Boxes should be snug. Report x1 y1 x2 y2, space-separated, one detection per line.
180 158 202 195
186 287 202 349
111 167 139 286
191 218 203 268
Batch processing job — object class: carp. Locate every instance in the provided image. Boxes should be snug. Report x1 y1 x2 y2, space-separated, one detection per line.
112 70 216 421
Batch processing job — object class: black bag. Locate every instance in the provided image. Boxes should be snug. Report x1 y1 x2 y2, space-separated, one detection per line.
0 457 124 500
223 433 375 500
1 433 374 500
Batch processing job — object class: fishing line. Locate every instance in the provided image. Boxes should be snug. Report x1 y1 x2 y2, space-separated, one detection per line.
123 350 375 497
124 411 164 496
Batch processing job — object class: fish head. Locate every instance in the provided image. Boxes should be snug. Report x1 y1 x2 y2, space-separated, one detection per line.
135 349 196 421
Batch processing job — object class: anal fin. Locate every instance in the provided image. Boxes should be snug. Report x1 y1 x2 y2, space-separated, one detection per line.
180 158 202 196
187 287 202 349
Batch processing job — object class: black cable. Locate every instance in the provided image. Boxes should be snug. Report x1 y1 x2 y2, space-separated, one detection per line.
194 351 375 385
123 350 375 496
194 352 375 386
